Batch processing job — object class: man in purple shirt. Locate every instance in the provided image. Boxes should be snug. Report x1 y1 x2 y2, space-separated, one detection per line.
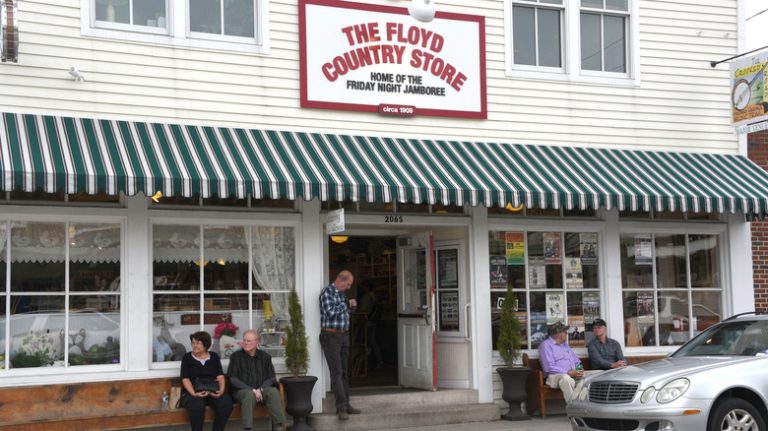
538 321 599 400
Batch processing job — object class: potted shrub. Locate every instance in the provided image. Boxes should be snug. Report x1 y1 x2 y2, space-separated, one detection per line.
280 290 317 431
496 284 531 421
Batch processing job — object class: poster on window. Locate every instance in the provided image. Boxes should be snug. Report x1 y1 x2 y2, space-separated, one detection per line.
568 315 586 347
530 310 548 348
546 293 565 324
580 233 598 265
583 292 600 322
505 231 525 265
634 234 653 265
528 257 546 289
565 258 583 289
489 255 508 288
440 291 460 330
543 232 561 264
637 292 654 323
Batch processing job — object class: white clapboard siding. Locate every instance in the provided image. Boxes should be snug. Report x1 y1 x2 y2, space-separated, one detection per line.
0 0 740 153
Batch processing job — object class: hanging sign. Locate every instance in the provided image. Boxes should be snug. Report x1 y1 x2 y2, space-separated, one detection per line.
299 0 486 118
731 49 768 133
326 208 345 234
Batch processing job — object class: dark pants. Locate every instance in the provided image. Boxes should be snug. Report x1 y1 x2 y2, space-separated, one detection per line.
320 331 350 412
181 393 233 431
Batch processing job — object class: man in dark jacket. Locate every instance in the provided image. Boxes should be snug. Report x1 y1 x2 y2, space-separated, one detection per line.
587 318 627 370
228 330 286 431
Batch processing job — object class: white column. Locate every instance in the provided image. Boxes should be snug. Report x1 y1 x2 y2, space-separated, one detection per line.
299 198 325 412
469 205 493 403
124 192 151 371
602 210 624 344
727 213 754 315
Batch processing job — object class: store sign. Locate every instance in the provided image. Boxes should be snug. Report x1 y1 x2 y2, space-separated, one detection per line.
326 208 345 234
299 0 486 118
731 50 768 133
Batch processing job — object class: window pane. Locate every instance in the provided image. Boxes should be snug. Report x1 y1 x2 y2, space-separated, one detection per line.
224 0 254 37
529 291 547 348
152 294 199 362
133 0 166 27
10 296 66 368
580 13 602 71
689 234 719 288
205 294 248 359
582 0 603 8
606 0 628 11
11 222 66 293
491 290 527 350
203 226 248 291
658 291 689 346
153 225 201 291
566 292 586 347
254 292 289 358
437 248 460 331
692 291 721 336
621 234 653 288
96 0 130 24
69 297 121 365
655 234 687 288
251 226 296 319
623 291 655 347
513 6 536 65
537 8 561 67
190 0 222 34
69 223 121 292
604 15 626 72
539 0 563 4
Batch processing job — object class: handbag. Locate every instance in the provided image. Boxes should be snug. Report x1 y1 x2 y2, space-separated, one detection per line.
193 377 220 393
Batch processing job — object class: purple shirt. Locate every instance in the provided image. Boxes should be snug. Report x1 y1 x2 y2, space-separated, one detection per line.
538 336 581 378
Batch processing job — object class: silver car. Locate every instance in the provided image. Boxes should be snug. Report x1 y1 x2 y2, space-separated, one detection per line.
567 314 768 431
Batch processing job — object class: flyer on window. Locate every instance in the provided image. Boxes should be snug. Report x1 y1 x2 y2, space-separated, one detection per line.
528 257 546 288
568 315 586 347
580 233 598 265
546 293 565 324
565 258 583 289
637 292 655 322
530 310 548 348
489 255 508 288
634 234 653 265
505 231 525 265
543 232 561 264
583 292 600 322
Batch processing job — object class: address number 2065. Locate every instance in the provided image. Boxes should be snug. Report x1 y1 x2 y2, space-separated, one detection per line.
384 215 404 223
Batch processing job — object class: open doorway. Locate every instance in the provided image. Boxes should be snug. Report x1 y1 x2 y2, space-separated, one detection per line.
328 236 398 387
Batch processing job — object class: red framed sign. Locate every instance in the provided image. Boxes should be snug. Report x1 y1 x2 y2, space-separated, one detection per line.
299 0 486 119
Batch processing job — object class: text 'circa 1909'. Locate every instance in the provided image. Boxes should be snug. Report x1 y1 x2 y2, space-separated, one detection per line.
321 22 468 93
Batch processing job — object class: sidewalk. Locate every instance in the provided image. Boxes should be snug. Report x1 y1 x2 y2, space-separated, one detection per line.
402 415 571 431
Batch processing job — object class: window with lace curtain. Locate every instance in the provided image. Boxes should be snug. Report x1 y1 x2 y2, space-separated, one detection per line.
151 224 295 363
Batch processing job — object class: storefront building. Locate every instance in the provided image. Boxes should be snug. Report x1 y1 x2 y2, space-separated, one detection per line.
0 0 765 414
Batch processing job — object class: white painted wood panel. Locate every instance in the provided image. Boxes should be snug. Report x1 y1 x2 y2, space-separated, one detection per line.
0 0 740 154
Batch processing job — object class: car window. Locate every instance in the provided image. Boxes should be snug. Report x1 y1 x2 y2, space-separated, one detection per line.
672 320 768 357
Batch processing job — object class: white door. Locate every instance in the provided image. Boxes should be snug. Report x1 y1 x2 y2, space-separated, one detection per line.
397 232 436 391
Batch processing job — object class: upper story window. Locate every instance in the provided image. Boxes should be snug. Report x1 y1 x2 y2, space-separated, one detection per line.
505 0 636 83
580 0 629 73
83 0 268 53
511 0 564 70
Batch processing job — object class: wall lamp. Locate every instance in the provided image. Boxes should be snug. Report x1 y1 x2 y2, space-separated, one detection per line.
68 66 85 82
408 0 435 23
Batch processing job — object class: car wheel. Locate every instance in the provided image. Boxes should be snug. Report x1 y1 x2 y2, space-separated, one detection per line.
708 398 766 431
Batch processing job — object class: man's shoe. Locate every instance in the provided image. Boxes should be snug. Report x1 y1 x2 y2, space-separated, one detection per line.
347 406 361 414
279 423 287 431
338 409 349 420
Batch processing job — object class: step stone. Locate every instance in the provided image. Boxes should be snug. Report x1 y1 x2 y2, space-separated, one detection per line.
322 388 479 412
308 402 500 431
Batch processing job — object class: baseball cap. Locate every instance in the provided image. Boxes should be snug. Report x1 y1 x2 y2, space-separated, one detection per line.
592 318 607 327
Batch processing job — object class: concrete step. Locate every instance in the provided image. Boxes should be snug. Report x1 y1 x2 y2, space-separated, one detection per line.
322 388 479 412
308 402 501 431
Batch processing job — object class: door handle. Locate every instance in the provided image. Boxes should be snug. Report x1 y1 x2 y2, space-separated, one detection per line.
464 302 471 341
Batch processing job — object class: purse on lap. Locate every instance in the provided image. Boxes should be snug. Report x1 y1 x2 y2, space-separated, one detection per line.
193 377 220 392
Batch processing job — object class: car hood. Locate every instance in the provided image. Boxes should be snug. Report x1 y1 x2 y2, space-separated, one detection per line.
590 356 761 385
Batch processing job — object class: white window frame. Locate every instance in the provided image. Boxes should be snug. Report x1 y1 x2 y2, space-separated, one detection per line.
579 1 631 78
80 0 270 54
508 0 566 74
504 0 640 86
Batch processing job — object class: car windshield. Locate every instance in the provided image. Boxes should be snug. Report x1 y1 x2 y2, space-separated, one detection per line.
672 319 768 357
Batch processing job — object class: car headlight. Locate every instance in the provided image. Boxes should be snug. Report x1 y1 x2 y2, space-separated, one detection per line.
571 379 585 401
656 378 689 404
640 387 656 404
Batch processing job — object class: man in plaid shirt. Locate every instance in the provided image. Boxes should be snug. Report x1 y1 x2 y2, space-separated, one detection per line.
319 270 361 420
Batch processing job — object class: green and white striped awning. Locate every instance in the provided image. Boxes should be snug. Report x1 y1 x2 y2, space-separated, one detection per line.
3 112 768 216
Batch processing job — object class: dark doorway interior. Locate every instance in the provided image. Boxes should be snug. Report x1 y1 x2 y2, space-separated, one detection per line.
328 236 398 387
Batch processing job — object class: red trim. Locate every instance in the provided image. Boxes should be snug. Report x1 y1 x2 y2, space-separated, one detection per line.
298 0 487 119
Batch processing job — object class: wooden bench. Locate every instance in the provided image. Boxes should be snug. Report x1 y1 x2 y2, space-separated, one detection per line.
522 353 664 418
0 377 284 431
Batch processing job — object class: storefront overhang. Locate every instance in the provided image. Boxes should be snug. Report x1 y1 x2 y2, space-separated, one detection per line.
2 112 768 217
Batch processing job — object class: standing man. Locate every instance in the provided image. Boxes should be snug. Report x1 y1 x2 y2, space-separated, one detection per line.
228 330 287 431
587 318 627 370
319 270 361 420
539 321 598 401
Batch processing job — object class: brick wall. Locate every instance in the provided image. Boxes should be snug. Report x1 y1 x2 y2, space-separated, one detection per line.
748 131 768 313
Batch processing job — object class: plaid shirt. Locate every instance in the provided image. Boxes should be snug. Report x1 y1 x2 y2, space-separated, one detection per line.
319 283 350 331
